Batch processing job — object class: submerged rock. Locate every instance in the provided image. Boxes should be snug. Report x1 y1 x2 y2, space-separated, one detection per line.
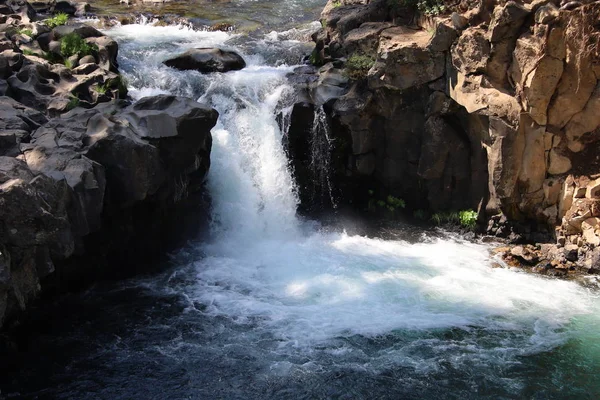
163 48 246 73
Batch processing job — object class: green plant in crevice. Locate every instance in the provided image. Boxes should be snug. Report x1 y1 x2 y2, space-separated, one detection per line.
332 0 342 8
431 211 460 226
94 82 108 94
66 95 80 111
386 195 406 210
459 209 478 229
18 28 33 37
60 32 97 59
45 12 69 29
367 190 406 216
344 53 375 80
430 209 478 229
64 58 73 69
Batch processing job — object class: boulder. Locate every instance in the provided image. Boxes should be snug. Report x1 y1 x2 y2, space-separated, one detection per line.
163 48 246 73
0 95 218 329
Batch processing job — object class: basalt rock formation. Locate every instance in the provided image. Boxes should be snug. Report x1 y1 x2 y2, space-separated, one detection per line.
164 48 246 74
289 0 600 274
0 1 218 329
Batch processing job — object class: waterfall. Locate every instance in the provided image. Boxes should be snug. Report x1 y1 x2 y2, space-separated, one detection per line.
27 21 594 400
309 106 337 208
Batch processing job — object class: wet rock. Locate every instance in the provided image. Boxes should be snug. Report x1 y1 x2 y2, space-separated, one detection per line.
163 48 246 74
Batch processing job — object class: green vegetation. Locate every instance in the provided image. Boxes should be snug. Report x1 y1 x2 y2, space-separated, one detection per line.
21 49 38 56
332 0 342 8
368 191 406 215
43 51 63 63
60 33 97 58
94 82 108 95
64 58 74 69
66 95 80 111
413 209 428 220
344 53 375 80
18 28 33 37
45 12 69 29
431 209 478 229
114 75 128 98
459 210 478 229
308 49 323 66
431 211 459 226
389 0 446 16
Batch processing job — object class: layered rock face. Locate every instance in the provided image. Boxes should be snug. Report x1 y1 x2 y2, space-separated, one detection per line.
295 0 600 251
0 2 219 328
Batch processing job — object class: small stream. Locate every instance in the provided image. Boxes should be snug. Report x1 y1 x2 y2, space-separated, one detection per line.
2 10 600 400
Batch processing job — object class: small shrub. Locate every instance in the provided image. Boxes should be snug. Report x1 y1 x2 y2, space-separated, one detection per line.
459 210 478 229
60 33 97 58
431 211 460 225
21 49 38 56
66 95 80 110
64 58 73 69
45 12 69 29
18 28 33 37
94 82 108 94
344 53 375 80
332 0 342 8
42 51 63 63
386 195 406 209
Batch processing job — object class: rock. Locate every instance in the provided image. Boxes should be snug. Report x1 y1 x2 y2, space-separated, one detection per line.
369 27 445 91
321 0 387 37
488 1 530 43
564 244 579 261
510 30 564 126
310 63 348 105
510 245 540 265
53 1 77 15
51 24 104 41
342 22 393 56
427 21 457 52
163 48 246 73
85 35 118 72
586 179 600 199
535 3 560 24
581 217 600 246
79 54 95 64
548 148 572 175
452 27 489 75
0 95 218 329
564 83 600 153
67 54 79 68
451 12 468 30
74 2 91 17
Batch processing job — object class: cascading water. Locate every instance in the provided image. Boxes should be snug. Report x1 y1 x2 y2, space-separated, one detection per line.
3 20 600 400
308 106 337 208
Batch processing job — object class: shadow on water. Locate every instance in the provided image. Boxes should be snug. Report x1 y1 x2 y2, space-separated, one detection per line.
1 220 599 399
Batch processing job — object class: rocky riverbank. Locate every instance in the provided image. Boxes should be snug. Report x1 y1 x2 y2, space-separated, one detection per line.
285 0 600 277
0 0 217 330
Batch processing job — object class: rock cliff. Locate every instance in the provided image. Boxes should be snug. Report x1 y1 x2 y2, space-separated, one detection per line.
0 1 218 329
290 0 600 273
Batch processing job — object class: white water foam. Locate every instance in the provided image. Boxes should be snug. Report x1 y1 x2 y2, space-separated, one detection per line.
108 23 600 378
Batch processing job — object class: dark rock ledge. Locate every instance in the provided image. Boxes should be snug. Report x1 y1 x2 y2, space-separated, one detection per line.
0 0 219 330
